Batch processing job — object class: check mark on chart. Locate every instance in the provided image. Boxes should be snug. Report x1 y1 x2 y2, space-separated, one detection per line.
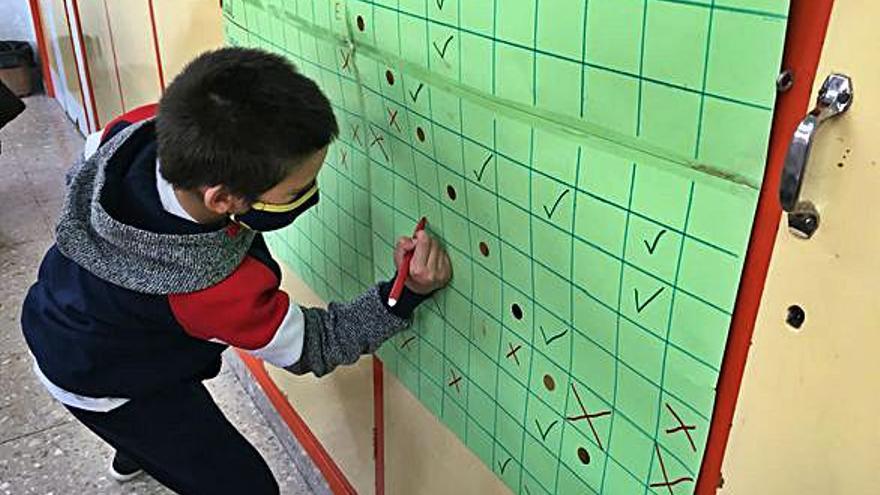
543 189 570 219
399 335 416 350
433 35 454 59
635 287 665 313
539 325 567 346
498 457 512 474
433 298 445 318
644 229 667 255
409 83 424 103
535 419 559 442
473 154 493 182
435 0 445 10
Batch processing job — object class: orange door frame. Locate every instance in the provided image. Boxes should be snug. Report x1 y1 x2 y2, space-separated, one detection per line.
695 1 835 492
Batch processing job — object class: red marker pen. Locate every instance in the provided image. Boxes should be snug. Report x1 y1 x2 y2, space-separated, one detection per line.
388 216 428 307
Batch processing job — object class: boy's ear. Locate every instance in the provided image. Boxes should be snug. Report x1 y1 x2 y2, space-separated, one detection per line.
202 185 249 215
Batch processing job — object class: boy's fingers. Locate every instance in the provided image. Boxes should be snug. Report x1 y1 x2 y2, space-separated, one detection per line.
431 239 444 272
425 238 439 274
396 236 415 251
393 237 411 267
394 236 417 264
441 251 451 274
410 232 430 273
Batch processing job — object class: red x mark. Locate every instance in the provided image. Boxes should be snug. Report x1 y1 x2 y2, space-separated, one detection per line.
448 370 462 394
352 125 362 146
505 343 522 366
649 444 693 494
369 128 389 161
387 108 401 132
565 383 611 451
663 403 697 452
340 49 352 71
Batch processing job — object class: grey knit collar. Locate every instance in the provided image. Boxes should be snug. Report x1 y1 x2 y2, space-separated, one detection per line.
55 119 255 294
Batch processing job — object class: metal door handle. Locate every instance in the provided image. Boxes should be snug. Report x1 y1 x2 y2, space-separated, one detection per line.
779 74 853 213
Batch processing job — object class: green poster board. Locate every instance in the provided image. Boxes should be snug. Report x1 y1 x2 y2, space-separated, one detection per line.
223 0 789 493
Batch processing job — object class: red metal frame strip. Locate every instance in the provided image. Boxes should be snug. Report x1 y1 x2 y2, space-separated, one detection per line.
235 350 357 495
101 0 125 112
147 0 166 90
60 0 91 132
69 0 100 130
373 357 385 495
695 1 836 492
27 0 55 98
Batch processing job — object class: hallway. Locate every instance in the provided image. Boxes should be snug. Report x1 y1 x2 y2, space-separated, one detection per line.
0 97 311 494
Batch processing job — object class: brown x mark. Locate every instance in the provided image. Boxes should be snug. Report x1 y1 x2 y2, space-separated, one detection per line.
565 383 611 451
340 49 352 71
448 369 462 394
387 108 401 132
505 343 522 366
649 444 693 495
664 403 697 452
368 128 389 161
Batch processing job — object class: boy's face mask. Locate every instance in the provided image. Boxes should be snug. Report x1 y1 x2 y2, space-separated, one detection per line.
231 182 319 232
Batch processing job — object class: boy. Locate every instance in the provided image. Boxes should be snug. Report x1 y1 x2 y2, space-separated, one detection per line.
21 47 451 494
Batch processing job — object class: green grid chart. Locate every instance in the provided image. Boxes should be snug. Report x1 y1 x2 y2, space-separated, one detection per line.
222 0 789 493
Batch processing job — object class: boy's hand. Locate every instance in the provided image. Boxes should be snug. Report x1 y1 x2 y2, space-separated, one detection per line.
394 230 452 295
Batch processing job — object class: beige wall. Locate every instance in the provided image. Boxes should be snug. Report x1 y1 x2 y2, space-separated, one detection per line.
723 1 880 493
36 0 89 133
151 0 223 85
274 265 512 495
33 0 222 131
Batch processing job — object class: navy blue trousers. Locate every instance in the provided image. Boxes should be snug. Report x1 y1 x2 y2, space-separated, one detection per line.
66 381 279 495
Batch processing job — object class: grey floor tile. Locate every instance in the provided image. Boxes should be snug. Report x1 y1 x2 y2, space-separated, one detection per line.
0 352 71 444
0 97 84 176
0 421 170 495
23 167 67 204
0 239 52 291
0 185 48 248
0 239 53 353
35 197 63 235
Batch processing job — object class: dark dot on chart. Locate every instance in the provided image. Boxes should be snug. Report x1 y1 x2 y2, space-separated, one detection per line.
511 303 523 320
479 241 489 257
446 185 457 201
385 69 395 85
837 162 844 168
416 126 426 142
356 15 365 31
577 447 590 465
542 374 555 391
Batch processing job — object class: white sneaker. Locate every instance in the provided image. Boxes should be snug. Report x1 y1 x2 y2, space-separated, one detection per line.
109 452 143 482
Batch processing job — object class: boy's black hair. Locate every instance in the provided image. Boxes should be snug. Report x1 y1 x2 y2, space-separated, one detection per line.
156 47 338 200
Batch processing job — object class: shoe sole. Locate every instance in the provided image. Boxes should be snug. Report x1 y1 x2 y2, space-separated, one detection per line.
109 466 144 483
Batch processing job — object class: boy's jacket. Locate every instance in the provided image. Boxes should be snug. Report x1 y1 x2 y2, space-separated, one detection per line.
21 105 423 400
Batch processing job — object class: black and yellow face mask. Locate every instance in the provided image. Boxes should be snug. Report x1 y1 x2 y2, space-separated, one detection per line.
231 182 319 232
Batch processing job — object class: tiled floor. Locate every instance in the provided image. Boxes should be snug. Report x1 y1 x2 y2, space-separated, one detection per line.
0 97 312 494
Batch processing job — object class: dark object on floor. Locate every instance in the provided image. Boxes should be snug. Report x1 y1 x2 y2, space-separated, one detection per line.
0 41 35 97
0 78 25 133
